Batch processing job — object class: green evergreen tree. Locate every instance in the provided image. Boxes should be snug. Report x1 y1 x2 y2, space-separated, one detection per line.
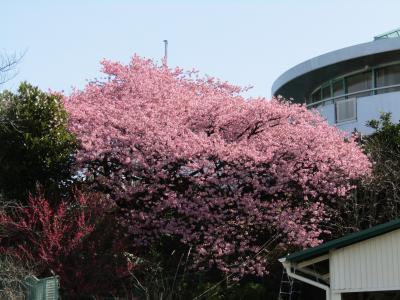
0 82 76 201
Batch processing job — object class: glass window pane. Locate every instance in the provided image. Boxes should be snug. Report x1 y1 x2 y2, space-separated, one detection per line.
388 32 400 38
376 64 400 94
345 71 372 97
321 85 331 99
333 80 345 102
312 89 321 103
333 80 345 97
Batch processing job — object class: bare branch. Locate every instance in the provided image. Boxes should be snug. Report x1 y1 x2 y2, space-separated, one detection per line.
0 254 35 299
0 50 26 86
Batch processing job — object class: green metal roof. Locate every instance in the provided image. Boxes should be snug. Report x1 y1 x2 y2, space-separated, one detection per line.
283 218 400 263
374 28 400 40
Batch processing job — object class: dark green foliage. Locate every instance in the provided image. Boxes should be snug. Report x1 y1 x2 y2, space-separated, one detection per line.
337 112 400 234
0 82 76 201
365 112 400 153
362 113 400 225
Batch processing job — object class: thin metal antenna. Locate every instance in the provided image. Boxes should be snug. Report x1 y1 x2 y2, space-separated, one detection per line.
163 40 168 65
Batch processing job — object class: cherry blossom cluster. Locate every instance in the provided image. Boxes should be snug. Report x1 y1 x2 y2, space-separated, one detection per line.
64 56 371 276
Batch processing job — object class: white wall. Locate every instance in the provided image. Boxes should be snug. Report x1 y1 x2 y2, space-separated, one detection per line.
330 229 400 293
315 91 400 135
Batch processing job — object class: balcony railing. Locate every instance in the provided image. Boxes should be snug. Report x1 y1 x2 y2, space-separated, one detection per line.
306 83 400 108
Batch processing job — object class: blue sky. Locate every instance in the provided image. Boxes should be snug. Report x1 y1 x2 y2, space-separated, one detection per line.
2 0 400 98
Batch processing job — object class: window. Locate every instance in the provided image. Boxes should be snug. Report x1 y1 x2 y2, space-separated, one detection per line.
307 62 400 107
376 64 400 94
345 71 372 97
312 89 321 103
336 98 357 123
321 85 331 99
333 79 345 100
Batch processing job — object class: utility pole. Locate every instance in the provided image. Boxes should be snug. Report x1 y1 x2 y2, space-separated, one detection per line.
163 40 168 65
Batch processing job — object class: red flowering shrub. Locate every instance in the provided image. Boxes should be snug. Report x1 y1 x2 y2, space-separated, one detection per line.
0 192 132 298
64 56 371 277
0 193 95 262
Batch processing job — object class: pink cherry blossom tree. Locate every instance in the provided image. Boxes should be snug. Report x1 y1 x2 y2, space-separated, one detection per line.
64 56 371 277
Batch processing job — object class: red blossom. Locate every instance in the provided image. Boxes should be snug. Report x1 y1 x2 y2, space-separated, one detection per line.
0 192 132 298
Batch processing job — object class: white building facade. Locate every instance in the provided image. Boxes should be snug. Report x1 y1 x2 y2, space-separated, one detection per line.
279 219 400 300
272 29 400 134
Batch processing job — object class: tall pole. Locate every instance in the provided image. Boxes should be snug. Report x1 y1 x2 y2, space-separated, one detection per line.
163 40 168 65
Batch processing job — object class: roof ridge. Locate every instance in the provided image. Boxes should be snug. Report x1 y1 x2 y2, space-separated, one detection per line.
283 218 400 263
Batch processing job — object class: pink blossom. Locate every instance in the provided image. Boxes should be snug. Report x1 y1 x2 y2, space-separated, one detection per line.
64 55 371 277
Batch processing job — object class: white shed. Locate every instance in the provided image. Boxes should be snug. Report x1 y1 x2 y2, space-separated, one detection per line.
279 219 400 300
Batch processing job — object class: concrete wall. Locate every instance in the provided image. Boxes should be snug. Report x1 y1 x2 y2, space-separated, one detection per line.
315 91 400 135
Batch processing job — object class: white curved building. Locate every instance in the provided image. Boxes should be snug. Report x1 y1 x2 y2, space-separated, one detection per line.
272 29 400 134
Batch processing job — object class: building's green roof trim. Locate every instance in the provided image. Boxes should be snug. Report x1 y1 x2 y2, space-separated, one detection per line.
284 218 400 263
374 28 400 40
